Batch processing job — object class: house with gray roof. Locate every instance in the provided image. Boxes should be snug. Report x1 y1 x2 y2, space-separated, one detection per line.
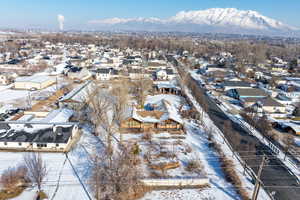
222 81 252 91
0 122 79 152
251 97 286 114
226 88 268 100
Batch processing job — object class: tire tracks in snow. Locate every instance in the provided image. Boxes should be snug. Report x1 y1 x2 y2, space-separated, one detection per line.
50 156 67 200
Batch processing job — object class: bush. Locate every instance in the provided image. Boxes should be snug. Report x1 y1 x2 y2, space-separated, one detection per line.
219 157 249 200
1 165 28 191
132 143 141 155
185 159 203 173
211 139 250 199
37 191 48 199
0 186 25 200
184 144 193 153
142 132 152 142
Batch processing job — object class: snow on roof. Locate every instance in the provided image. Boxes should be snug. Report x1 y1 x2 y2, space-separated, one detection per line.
15 75 54 83
285 122 300 132
129 94 184 124
132 109 167 123
53 63 67 74
43 108 74 123
17 114 34 122
162 100 183 124
272 119 300 133
155 82 180 90
0 104 14 114
60 80 92 102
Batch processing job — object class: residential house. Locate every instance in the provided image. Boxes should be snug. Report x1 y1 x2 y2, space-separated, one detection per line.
227 88 268 100
156 69 168 80
273 121 300 135
0 122 79 152
14 75 56 90
95 68 112 81
128 68 151 80
154 82 181 95
68 67 91 81
166 69 176 80
222 81 252 91
59 80 92 108
251 97 286 114
148 60 167 71
121 104 183 133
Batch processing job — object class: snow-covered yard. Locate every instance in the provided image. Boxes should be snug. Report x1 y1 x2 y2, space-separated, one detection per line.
0 152 88 200
0 126 103 200
115 93 244 199
121 120 241 200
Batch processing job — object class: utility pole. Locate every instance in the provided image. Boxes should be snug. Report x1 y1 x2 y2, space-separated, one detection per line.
252 155 266 200
56 75 58 91
28 91 32 109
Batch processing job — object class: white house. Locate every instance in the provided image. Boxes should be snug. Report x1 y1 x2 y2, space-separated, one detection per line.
95 68 112 81
156 69 168 80
252 97 286 114
155 69 175 80
0 122 79 152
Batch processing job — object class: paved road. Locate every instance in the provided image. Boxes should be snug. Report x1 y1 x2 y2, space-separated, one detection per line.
194 77 300 200
199 86 300 200
167 56 300 200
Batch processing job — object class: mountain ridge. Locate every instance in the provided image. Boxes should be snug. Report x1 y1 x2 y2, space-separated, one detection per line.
88 8 299 36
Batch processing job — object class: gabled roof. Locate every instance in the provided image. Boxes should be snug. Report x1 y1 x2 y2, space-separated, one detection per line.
166 69 174 75
15 75 54 83
155 82 180 90
235 88 268 97
223 81 251 87
125 100 183 125
128 68 142 74
257 97 284 107
60 80 92 102
95 68 110 74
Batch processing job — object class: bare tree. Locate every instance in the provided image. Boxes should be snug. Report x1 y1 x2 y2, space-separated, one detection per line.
0 165 27 192
282 134 295 160
132 78 153 108
90 146 143 200
85 86 116 152
23 153 48 192
110 80 130 142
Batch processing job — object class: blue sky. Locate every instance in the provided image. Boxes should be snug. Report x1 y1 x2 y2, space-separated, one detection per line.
1 0 300 29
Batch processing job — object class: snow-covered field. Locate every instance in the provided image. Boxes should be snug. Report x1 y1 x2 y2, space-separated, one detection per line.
0 152 88 200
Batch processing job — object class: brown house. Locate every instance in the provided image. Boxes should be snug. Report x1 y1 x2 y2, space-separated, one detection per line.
120 108 183 133
154 82 181 95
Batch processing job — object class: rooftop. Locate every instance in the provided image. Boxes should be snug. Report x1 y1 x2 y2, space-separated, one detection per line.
15 75 55 83
223 81 251 87
235 88 268 97
0 122 76 144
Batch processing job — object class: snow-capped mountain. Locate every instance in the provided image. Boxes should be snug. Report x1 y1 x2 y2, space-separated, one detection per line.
88 8 299 36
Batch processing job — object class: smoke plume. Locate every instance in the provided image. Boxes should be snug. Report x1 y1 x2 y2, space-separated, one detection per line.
57 14 65 31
